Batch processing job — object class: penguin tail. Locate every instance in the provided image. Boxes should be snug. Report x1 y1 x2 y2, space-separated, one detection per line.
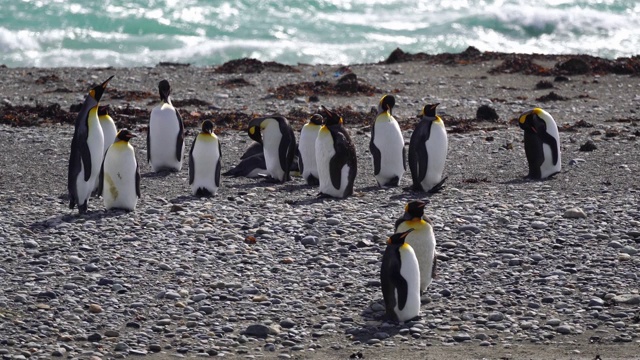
428 176 448 194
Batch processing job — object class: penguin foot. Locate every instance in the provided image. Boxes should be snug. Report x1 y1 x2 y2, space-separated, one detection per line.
317 192 332 199
78 203 88 215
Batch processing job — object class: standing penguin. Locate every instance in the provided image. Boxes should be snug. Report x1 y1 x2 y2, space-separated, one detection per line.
316 106 358 198
408 103 448 192
297 114 324 185
380 228 421 323
370 95 405 187
189 120 222 196
99 129 140 211
68 75 113 214
395 200 437 294
247 116 296 183
148 79 185 172
92 105 117 195
518 108 561 179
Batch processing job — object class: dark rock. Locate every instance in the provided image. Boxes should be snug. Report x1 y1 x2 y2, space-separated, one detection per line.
476 105 499 121
87 333 102 342
556 58 591 75
579 140 598 152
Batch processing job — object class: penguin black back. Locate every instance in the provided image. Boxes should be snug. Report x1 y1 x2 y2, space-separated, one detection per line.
380 228 416 321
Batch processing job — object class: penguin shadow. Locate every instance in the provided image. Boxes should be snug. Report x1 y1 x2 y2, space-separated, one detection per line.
29 209 126 230
500 174 560 185
224 180 284 190
141 169 176 178
169 195 195 205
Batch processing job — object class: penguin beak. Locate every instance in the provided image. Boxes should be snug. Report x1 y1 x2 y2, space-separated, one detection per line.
101 75 114 89
401 228 415 238
127 133 137 139
386 237 392 245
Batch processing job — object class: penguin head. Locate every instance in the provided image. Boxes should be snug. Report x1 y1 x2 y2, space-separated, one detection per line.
320 106 343 126
116 129 137 142
518 108 547 133
378 95 396 115
201 120 215 134
158 79 171 103
309 114 324 126
387 228 414 245
98 105 110 117
89 75 114 102
420 103 439 118
404 200 426 219
248 117 264 144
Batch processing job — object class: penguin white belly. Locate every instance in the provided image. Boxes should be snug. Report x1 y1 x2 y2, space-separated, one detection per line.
421 124 448 191
191 136 220 195
540 134 561 179
150 105 183 171
394 245 421 322
76 113 104 206
373 120 405 185
299 125 320 180
93 118 117 192
397 221 436 292
103 144 138 211
316 131 349 197
262 125 285 181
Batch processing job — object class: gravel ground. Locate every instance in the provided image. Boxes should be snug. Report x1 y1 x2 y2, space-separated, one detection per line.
0 58 639 359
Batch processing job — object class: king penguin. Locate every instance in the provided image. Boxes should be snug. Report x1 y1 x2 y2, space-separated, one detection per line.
381 228 421 323
297 114 324 185
148 79 185 172
518 108 561 179
189 120 222 196
92 105 117 195
316 106 358 198
99 129 140 211
222 130 268 178
408 103 448 193
67 75 113 214
394 200 437 294
370 94 405 187
247 116 296 183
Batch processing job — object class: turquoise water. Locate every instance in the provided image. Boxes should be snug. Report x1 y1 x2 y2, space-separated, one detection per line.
0 0 638 67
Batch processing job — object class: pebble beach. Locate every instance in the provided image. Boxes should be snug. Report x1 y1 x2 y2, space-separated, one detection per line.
0 50 639 359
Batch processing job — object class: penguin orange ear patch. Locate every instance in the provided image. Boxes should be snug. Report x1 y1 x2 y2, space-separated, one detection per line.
89 89 96 99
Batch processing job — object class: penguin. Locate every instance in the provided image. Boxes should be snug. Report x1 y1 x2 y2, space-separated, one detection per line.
222 154 268 178
394 200 437 294
247 116 296 183
92 105 117 195
189 120 222 196
408 103 448 193
67 75 113 214
315 106 358 198
148 79 185 172
98 129 140 211
297 114 324 185
518 108 561 179
380 228 421 323
223 131 267 178
370 94 405 187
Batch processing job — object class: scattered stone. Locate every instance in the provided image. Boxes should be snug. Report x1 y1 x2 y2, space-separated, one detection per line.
579 140 597 152
612 294 640 305
563 207 587 218
88 304 103 313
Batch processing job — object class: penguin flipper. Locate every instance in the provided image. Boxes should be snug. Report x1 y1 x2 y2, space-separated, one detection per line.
215 141 222 187
175 109 185 162
98 156 105 197
431 252 438 280
146 125 151 163
296 147 304 176
370 126 382 176
222 154 265 177
540 131 560 165
278 122 296 181
81 141 92 182
135 160 141 198
188 136 196 185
